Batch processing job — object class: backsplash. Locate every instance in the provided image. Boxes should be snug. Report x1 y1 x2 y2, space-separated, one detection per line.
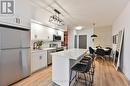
31 40 61 50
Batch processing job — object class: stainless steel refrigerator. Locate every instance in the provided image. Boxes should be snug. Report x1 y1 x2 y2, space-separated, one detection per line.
0 25 31 86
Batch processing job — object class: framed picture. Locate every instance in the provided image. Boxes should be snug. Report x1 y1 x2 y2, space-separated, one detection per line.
113 35 116 44
113 29 124 70
113 34 118 44
115 34 118 44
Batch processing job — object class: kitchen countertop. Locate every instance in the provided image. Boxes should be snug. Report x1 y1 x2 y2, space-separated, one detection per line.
42 48 56 51
32 48 56 53
52 49 87 86
31 47 64 53
51 49 87 60
31 50 46 53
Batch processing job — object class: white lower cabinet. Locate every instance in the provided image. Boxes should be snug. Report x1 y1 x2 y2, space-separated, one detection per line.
31 50 47 73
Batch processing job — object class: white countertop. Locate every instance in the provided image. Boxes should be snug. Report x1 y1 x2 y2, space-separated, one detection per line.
31 50 46 53
51 49 87 60
42 48 56 51
31 48 56 53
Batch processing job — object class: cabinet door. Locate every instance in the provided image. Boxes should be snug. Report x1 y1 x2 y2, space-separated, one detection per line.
15 0 31 29
31 53 40 73
0 17 16 26
0 0 31 29
48 28 56 41
58 30 64 41
40 51 47 68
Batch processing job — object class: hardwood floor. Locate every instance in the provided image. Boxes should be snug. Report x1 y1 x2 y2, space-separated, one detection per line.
13 60 130 86
93 60 130 86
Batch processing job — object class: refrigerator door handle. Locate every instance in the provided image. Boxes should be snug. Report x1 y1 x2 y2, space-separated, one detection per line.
20 49 31 77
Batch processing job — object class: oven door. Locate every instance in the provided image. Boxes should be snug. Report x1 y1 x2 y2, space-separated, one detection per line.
47 49 56 65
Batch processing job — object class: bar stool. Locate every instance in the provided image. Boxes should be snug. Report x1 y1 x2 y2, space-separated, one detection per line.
69 58 92 86
80 55 95 83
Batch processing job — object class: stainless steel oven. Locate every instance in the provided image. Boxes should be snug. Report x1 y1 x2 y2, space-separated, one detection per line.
47 49 56 65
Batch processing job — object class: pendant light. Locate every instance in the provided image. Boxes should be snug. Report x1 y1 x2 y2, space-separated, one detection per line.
91 23 98 38
49 9 64 26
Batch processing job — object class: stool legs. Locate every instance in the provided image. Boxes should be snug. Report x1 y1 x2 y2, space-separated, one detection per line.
83 73 88 85
70 71 93 86
69 70 72 86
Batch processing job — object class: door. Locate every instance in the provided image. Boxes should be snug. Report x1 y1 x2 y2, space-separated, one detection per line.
0 27 21 49
47 49 56 65
31 52 40 72
79 35 87 49
20 30 30 48
0 49 23 86
74 35 77 48
40 51 47 68
21 49 31 77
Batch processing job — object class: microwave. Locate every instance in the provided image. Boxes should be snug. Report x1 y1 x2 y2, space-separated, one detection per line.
53 35 61 41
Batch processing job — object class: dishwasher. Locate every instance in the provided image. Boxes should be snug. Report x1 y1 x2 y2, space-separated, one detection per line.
47 49 56 65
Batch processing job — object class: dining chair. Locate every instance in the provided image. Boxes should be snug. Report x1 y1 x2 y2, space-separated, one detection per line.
95 48 105 61
105 48 112 61
89 47 95 55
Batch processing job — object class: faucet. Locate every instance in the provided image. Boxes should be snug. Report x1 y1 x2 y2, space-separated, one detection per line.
33 42 37 50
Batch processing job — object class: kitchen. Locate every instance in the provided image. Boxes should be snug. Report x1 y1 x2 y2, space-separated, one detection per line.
0 20 65 86
0 0 67 84
0 0 130 86
31 20 65 73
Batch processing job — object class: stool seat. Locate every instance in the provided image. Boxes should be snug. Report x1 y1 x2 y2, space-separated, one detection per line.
80 56 91 63
69 58 92 86
71 63 88 73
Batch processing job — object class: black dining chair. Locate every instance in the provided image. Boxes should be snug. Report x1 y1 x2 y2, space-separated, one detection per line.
96 46 102 49
105 48 112 61
89 47 95 54
95 48 105 60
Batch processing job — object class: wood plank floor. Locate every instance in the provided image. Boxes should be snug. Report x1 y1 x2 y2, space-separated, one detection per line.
13 60 130 86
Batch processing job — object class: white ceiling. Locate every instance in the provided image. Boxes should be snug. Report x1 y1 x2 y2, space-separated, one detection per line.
32 0 129 28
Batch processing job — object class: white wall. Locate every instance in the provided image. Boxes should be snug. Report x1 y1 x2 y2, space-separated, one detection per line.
94 26 112 48
30 2 51 25
112 1 130 80
68 28 93 49
68 29 77 49
77 28 93 49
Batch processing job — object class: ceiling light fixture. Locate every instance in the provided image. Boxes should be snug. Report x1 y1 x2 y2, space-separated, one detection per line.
49 9 64 26
75 26 82 30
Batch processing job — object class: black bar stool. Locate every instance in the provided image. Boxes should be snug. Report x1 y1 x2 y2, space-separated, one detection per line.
69 58 92 86
80 55 95 84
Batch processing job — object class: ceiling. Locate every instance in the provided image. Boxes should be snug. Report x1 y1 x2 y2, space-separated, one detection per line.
31 0 129 28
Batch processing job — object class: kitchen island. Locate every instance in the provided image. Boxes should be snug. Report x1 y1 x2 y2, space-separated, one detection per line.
51 49 87 86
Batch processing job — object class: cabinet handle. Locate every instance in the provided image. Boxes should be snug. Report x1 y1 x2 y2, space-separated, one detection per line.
39 56 42 59
16 18 21 24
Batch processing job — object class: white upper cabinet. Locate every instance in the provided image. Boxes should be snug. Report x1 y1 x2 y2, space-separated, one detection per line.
15 0 31 29
31 22 64 41
47 28 56 41
57 30 64 41
31 22 49 40
0 0 31 29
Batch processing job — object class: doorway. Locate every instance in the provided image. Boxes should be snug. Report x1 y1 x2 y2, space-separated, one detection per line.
79 35 87 49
